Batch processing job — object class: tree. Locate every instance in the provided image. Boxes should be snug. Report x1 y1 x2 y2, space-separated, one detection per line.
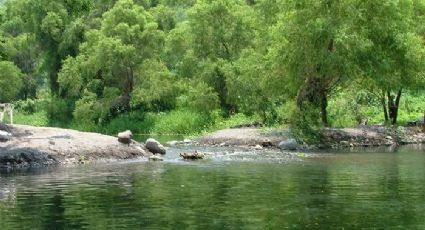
27 0 92 94
353 0 425 125
186 0 255 114
59 0 164 118
0 61 22 102
270 0 360 126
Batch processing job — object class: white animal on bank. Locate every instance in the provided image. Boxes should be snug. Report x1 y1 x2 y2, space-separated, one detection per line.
0 103 14 124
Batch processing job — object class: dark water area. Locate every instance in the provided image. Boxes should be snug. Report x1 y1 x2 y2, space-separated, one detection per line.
1 145 425 229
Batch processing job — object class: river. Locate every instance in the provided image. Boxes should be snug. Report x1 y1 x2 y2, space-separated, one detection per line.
0 145 424 229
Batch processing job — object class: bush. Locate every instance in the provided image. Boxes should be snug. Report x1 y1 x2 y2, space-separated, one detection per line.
153 109 213 135
15 99 38 114
73 91 103 126
177 81 220 113
14 111 48 127
45 97 74 126
213 113 260 129
97 112 152 135
289 105 324 144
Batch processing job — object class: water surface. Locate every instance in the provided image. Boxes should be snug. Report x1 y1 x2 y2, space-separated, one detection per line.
1 145 425 229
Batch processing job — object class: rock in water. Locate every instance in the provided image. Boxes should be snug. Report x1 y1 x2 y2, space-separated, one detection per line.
118 130 133 144
145 138 166 155
278 139 298 150
180 151 205 160
149 155 164 161
0 130 11 142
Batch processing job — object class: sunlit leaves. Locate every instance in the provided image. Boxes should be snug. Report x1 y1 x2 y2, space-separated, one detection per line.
0 61 22 102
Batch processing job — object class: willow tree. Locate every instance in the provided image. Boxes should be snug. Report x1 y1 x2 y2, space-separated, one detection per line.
187 0 255 114
270 0 361 126
59 0 164 120
25 0 92 95
0 0 40 99
353 0 425 125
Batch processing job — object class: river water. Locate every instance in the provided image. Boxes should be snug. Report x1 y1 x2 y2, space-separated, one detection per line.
0 145 424 229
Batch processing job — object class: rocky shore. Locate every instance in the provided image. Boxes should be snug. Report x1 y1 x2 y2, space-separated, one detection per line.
1 124 424 168
196 126 425 150
0 125 151 168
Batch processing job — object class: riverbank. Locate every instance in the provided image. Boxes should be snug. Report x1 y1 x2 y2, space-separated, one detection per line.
195 126 425 150
0 125 150 168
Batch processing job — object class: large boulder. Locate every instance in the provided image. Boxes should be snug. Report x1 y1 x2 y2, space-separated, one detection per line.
118 130 133 144
278 139 298 151
0 130 11 142
145 138 166 155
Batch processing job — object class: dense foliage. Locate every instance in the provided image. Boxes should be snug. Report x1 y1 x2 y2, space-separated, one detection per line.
1 0 424 136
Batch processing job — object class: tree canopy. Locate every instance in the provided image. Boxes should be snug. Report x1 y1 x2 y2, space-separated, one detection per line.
1 0 425 135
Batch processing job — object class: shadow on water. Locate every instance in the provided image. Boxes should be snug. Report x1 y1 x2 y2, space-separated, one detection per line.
0 145 425 229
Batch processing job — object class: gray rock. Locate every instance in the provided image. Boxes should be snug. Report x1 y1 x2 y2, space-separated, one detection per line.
118 130 133 144
0 130 12 142
145 138 166 155
278 139 298 150
149 155 164 161
180 151 205 160
0 122 10 132
340 141 350 146
254 145 263 150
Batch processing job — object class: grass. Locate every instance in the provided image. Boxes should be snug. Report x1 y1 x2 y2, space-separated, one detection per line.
13 111 49 127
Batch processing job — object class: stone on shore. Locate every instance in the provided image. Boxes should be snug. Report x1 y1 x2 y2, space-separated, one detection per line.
0 122 10 132
145 138 166 155
118 130 133 144
278 139 299 151
0 130 12 142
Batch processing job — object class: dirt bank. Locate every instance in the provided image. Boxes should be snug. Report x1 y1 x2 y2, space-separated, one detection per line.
0 125 150 168
196 128 288 147
196 126 425 149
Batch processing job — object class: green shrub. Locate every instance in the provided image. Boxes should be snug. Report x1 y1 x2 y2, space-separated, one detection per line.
213 113 260 129
153 109 213 135
177 81 220 113
15 99 38 114
73 91 103 126
289 105 324 144
97 112 153 135
14 111 48 127
45 97 74 126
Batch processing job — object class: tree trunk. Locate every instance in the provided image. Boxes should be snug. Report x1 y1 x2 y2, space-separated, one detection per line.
393 89 402 125
121 66 134 112
381 91 389 122
423 111 425 133
320 92 328 126
381 95 389 122
387 90 402 125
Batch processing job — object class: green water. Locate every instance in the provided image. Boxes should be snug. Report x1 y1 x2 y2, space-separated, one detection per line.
1 145 425 229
